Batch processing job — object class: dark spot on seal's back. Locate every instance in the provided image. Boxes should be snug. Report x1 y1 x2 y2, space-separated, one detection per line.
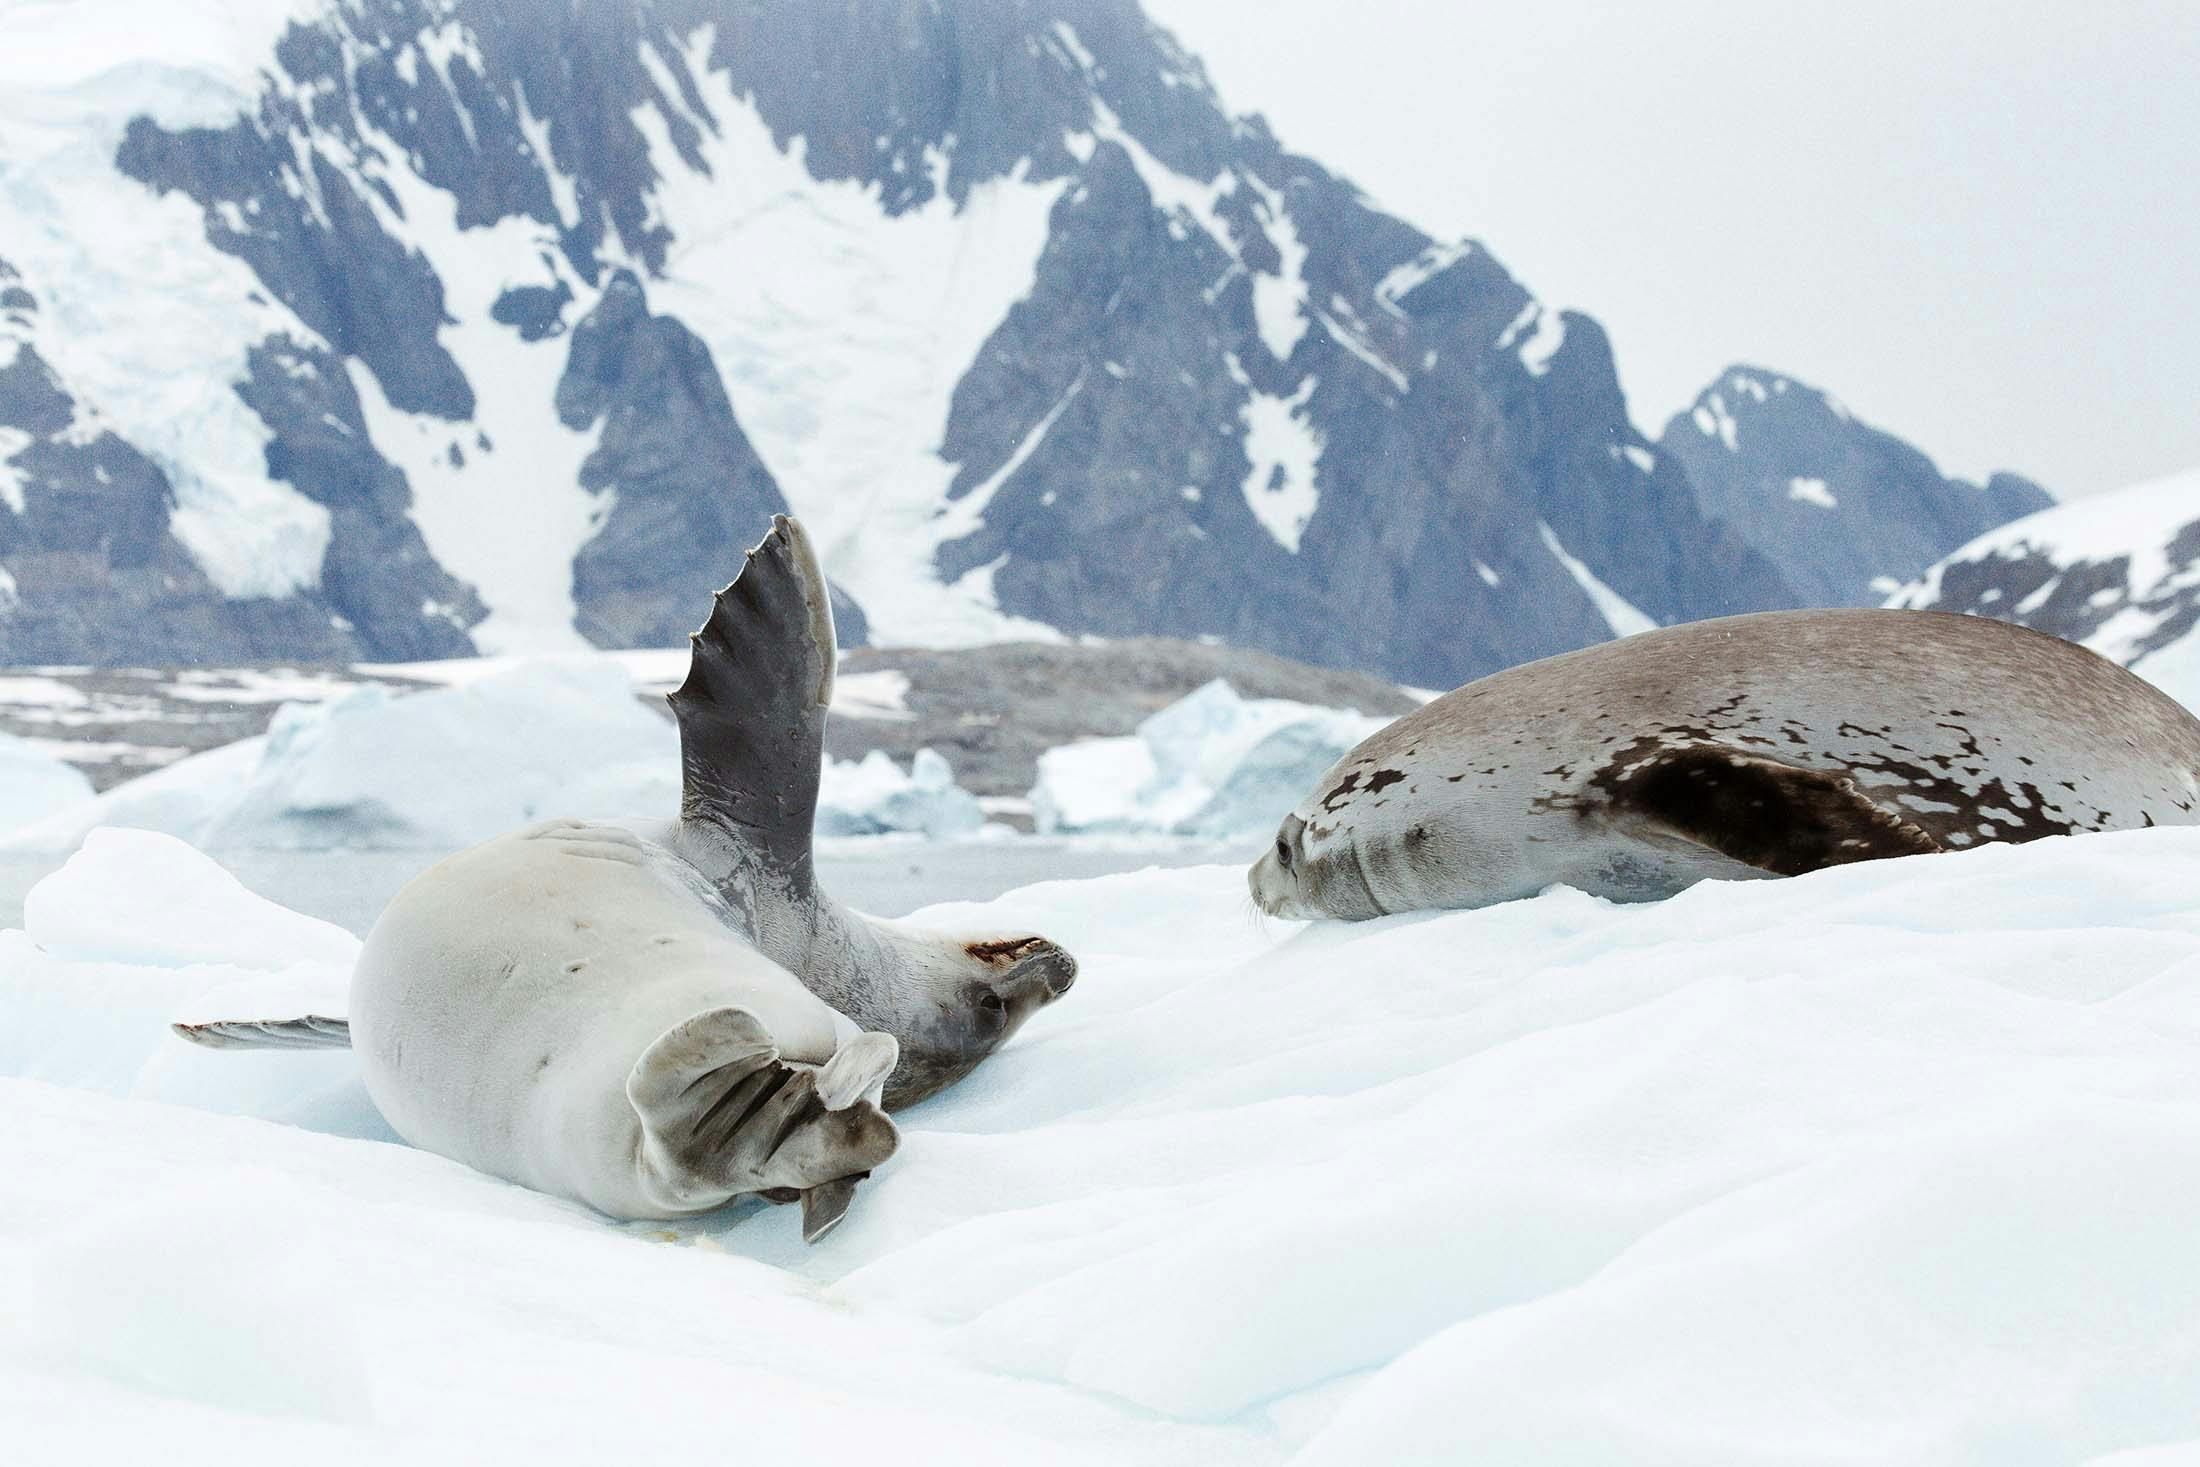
1366 769 1406 794
1321 772 1364 810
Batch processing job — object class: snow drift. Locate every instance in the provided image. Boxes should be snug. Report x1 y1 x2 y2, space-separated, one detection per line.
1031 679 1389 839
10 823 2200 1460
3 658 984 852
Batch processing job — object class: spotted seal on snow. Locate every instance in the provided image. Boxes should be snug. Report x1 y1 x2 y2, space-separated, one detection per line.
1249 609 2200 920
176 516 1077 1237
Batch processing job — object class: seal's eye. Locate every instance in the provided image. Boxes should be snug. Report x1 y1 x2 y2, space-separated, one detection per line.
1275 835 1293 870
979 991 1005 1014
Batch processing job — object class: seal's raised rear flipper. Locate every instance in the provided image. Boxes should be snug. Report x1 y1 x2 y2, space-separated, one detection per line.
627 1006 898 1236
171 1015 352 1050
1612 744 1943 876
667 514 836 875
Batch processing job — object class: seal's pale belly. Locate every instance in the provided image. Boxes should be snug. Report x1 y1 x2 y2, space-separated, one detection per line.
351 820 850 1216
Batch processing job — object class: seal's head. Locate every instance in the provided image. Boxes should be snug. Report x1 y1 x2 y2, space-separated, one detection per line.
852 921 1078 1108
1249 810 1398 920
1250 762 1484 920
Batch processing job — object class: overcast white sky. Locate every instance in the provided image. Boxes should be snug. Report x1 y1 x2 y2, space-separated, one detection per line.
1146 0 2200 498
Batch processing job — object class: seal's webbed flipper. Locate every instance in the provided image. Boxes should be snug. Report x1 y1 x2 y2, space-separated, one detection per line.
627 1006 899 1235
171 1015 352 1051
1615 744 1944 876
667 514 836 874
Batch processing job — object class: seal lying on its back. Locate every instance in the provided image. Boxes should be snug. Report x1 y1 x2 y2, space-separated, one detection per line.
1250 609 2200 920
178 516 1076 1237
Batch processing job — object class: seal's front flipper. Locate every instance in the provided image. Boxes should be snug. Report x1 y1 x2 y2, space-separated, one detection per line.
667 514 836 874
171 1015 352 1051
812 1030 897 1111
1612 744 1943 876
627 1007 899 1234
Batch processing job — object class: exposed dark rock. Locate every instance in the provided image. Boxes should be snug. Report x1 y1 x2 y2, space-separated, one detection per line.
554 271 869 647
1661 366 2053 608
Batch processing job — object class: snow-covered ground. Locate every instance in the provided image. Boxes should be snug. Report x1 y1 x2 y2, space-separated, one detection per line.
9 823 2200 1459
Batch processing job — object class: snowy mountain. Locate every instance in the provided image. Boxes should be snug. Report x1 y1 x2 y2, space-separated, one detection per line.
1660 366 2052 607
1891 465 2200 701
0 0 2046 684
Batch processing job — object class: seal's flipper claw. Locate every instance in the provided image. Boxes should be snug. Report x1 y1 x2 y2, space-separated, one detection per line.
628 1006 782 1211
667 514 836 872
1612 744 1944 876
628 1007 898 1214
171 1015 352 1051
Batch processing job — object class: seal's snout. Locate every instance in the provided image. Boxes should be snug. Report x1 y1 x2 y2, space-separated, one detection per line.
1247 851 1288 917
1002 939 1076 1004
966 935 1076 1003
1032 942 1077 999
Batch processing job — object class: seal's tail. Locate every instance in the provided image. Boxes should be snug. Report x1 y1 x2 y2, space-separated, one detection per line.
170 1015 353 1050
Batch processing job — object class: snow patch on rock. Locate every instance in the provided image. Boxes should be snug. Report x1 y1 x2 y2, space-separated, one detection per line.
634 29 1067 647
1537 522 1657 638
1238 374 1322 554
0 12 338 598
1788 475 1837 509
323 94 604 654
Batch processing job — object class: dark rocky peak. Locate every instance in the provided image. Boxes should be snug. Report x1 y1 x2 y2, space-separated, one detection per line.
554 270 869 648
1660 365 2052 607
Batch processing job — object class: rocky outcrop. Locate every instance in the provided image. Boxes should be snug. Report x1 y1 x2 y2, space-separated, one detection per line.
1891 467 2200 666
1662 366 2051 608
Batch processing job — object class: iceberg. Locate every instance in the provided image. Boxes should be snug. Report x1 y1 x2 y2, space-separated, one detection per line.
7 659 986 852
1031 678 1389 839
818 748 986 839
0 730 94 838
